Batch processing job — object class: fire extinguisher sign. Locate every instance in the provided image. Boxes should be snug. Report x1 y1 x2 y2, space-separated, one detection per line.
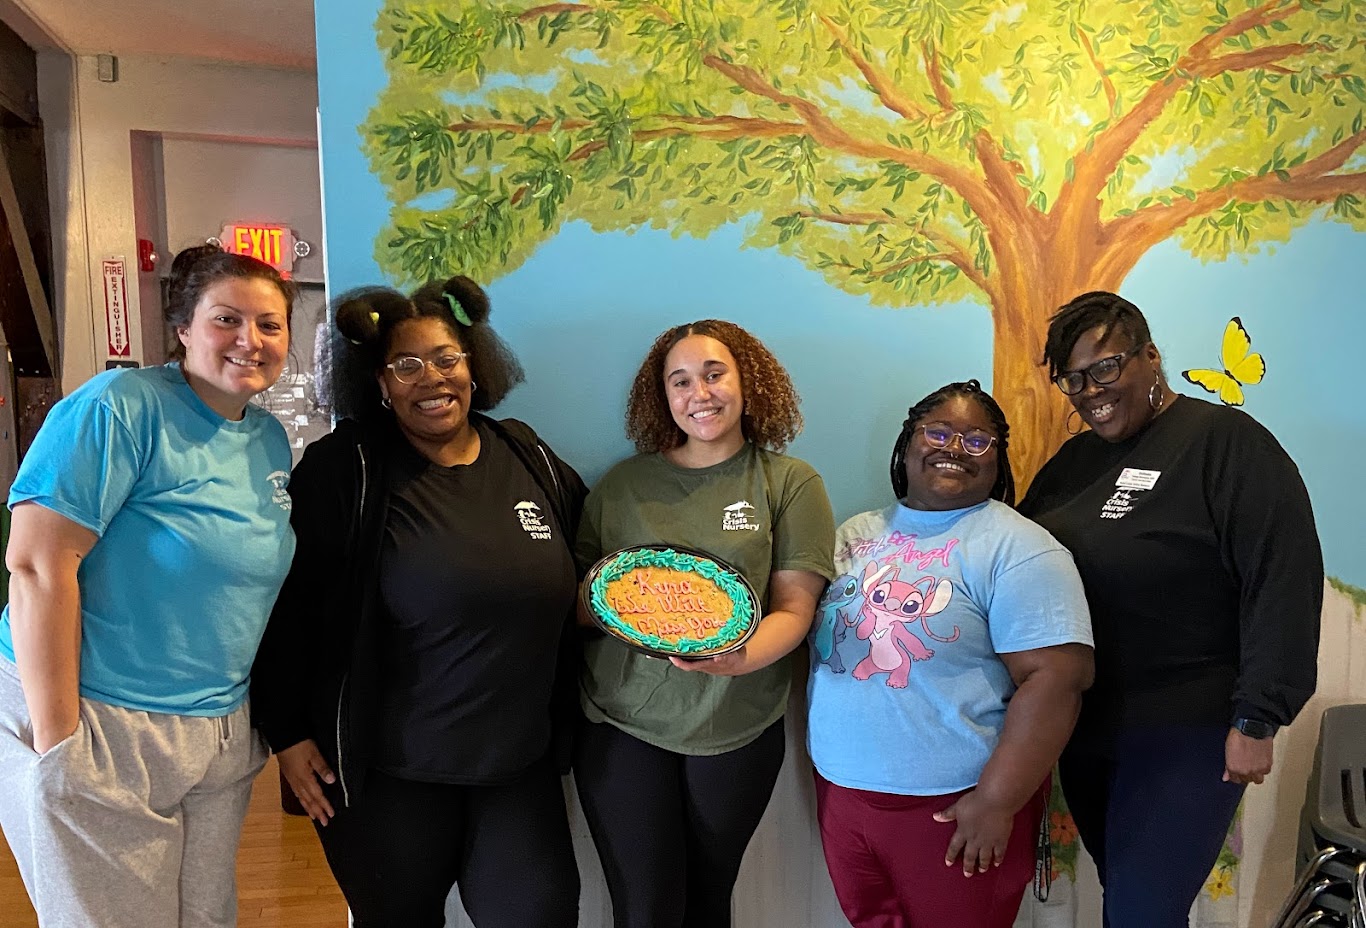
103 257 131 358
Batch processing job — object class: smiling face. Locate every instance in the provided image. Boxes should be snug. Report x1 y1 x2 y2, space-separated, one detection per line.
663 334 746 458
901 395 1000 511
176 276 289 420
379 317 474 454
1063 325 1163 443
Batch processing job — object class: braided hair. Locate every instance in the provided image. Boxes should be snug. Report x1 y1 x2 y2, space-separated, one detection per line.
1041 291 1153 381
889 379 1016 507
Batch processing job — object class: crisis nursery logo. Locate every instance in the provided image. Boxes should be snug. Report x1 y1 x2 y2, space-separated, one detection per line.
267 471 291 511
723 500 760 532
515 501 553 540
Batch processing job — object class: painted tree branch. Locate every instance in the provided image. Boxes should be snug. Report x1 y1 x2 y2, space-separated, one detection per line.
446 115 806 139
453 113 805 205
1102 128 1366 262
1054 0 1311 233
797 210 886 225
921 41 955 114
517 2 591 17
1200 42 1333 76
443 112 806 205
700 54 1002 222
504 0 1009 245
801 210 992 297
516 0 674 23
560 120 811 161
834 251 988 295
1077 29 1117 113
919 41 1030 223
907 235 991 296
818 15 928 121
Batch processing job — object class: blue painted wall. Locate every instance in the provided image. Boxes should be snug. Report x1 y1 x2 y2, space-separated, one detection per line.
316 0 1365 587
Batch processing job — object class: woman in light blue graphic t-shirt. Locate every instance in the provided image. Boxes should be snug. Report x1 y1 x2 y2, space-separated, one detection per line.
0 245 297 928
807 379 1094 928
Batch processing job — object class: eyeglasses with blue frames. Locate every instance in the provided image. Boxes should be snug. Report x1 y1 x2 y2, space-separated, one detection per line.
1053 346 1145 396
916 422 997 456
384 352 469 384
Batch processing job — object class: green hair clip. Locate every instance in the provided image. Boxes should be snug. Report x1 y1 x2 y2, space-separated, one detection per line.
443 292 473 327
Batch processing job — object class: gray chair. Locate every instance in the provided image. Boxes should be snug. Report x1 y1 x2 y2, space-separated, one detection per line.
1272 705 1366 928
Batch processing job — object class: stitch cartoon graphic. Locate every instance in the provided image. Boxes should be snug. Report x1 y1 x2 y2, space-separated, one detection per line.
812 572 862 674
852 562 960 688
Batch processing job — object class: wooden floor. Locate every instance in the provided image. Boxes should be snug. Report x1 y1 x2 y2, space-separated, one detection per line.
0 758 350 927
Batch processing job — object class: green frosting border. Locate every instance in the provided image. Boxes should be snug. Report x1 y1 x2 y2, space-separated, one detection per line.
589 548 756 654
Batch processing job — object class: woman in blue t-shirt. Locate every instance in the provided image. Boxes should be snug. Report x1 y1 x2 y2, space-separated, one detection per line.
0 245 296 927
807 379 1094 928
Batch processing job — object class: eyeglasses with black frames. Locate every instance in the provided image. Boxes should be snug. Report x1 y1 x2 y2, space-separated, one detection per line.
384 353 469 385
916 423 997 456
1053 346 1144 396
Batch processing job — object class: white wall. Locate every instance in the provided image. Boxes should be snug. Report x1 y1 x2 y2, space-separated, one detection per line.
35 52 319 391
160 137 323 280
145 135 323 364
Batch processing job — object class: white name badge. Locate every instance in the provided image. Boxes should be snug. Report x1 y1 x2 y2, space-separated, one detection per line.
1116 467 1161 491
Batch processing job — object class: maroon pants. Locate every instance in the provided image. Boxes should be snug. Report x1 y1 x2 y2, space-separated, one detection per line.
814 770 1046 928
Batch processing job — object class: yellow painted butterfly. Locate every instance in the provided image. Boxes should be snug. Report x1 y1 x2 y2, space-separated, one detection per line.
1181 317 1265 407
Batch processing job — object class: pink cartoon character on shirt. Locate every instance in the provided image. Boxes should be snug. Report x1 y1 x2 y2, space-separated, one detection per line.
852 561 960 688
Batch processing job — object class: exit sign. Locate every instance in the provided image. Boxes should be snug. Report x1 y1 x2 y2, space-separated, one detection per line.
220 223 297 276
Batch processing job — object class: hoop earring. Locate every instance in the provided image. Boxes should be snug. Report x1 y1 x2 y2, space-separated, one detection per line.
1066 409 1084 436
470 380 478 392
1148 374 1165 411
381 395 392 409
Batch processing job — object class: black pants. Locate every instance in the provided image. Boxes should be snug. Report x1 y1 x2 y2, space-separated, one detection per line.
316 765 579 928
1059 725 1245 928
574 718 786 928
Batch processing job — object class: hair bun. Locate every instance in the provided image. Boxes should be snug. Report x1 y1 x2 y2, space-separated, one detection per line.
335 292 384 346
442 276 491 325
168 244 224 289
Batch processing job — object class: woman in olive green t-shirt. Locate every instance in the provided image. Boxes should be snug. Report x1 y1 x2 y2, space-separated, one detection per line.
574 319 835 928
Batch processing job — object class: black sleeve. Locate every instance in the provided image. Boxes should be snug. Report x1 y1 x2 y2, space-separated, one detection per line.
541 439 589 569
1017 438 1075 518
251 434 354 752
541 439 589 774
1207 413 1323 727
495 420 591 774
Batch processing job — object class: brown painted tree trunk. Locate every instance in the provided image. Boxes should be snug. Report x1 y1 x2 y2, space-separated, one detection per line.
991 287 1069 495
989 232 1132 493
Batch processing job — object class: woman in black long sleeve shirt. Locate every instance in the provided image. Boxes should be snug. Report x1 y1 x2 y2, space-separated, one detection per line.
1018 291 1322 928
252 278 585 928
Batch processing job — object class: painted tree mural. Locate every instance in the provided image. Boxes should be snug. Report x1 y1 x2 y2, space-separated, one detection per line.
366 0 1366 481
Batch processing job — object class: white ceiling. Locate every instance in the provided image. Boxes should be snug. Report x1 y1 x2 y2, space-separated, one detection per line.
2 0 316 70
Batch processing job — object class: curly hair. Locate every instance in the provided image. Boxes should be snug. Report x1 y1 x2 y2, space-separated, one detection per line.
625 319 803 453
1041 290 1154 381
889 379 1016 507
327 275 524 422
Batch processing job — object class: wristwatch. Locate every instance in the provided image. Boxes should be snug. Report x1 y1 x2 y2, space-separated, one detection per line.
1233 718 1278 740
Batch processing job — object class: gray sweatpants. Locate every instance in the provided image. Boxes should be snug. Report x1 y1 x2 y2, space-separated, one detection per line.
0 655 269 928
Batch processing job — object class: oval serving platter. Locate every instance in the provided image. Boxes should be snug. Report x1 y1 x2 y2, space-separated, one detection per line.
583 544 762 660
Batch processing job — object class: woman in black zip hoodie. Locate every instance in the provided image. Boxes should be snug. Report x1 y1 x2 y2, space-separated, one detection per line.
252 277 586 928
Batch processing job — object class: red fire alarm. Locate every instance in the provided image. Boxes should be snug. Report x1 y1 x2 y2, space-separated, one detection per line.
138 239 158 273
